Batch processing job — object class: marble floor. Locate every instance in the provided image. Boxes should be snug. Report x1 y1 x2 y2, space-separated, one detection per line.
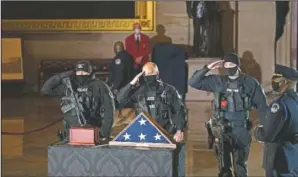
1 95 265 177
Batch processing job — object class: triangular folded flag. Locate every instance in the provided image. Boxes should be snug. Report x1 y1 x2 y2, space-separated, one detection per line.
109 112 176 149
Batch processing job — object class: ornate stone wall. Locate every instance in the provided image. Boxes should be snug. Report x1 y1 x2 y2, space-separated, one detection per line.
4 1 292 93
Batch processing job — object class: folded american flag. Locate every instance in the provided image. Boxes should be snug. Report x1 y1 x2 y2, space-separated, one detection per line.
109 112 176 148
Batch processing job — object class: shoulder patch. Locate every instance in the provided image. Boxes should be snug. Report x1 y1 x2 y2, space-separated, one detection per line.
270 103 280 113
115 59 121 65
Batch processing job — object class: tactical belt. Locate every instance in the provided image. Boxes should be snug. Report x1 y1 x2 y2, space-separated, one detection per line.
230 121 247 128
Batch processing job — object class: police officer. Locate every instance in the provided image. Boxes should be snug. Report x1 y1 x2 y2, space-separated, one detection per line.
108 41 134 117
254 64 298 177
117 62 187 177
189 53 268 177
108 41 134 95
41 60 115 141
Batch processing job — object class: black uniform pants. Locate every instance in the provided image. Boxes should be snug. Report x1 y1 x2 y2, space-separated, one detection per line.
215 139 250 177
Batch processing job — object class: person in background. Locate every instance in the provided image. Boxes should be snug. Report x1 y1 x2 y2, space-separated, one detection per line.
108 41 134 117
125 23 150 74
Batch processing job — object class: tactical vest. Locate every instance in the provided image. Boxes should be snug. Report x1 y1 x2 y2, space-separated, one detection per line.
135 82 175 132
219 79 252 113
61 79 95 119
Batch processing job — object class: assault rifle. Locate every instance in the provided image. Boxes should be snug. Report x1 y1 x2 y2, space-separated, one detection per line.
205 92 232 172
62 78 87 126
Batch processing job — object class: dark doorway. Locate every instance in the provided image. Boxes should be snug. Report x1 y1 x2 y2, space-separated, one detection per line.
1 1 135 20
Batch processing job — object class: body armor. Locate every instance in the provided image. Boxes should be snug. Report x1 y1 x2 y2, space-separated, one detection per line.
220 80 252 113
134 82 176 134
60 78 103 125
210 78 253 139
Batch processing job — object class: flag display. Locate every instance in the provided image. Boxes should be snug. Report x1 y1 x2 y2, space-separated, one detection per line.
109 112 176 148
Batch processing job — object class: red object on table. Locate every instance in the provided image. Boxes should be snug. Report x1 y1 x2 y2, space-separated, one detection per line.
69 126 100 146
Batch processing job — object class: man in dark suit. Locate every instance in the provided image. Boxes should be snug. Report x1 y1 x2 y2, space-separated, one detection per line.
186 1 222 57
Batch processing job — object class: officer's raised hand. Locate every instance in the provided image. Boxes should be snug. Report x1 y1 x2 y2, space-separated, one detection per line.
207 60 224 70
130 71 144 85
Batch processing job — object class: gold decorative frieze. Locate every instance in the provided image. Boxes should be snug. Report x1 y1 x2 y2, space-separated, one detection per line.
2 1 155 32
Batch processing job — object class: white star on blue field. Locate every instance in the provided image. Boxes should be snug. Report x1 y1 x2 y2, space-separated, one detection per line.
114 115 169 143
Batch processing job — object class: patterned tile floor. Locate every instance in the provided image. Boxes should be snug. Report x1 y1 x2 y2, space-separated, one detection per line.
2 96 265 176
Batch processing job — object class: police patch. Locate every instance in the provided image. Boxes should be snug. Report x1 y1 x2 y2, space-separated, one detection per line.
115 59 121 65
270 103 280 113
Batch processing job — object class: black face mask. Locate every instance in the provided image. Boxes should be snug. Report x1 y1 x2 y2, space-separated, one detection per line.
224 67 238 76
76 75 90 84
272 81 281 92
143 75 157 85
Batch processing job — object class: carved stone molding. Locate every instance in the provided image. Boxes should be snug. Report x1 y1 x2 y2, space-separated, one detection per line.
2 2 156 32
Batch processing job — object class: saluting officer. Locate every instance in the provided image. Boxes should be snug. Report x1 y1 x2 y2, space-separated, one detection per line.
41 60 115 141
117 62 187 177
189 53 268 177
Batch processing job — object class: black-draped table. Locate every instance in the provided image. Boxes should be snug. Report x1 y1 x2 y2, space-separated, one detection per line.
48 144 175 177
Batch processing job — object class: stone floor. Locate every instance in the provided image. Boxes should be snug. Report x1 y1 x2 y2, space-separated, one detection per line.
2 95 265 177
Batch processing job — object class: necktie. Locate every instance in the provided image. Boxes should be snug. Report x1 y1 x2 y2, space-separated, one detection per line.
136 36 140 47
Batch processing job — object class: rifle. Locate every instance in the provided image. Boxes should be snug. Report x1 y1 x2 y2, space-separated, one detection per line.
205 92 221 149
205 120 215 149
62 78 87 126
206 92 229 172
217 123 225 173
